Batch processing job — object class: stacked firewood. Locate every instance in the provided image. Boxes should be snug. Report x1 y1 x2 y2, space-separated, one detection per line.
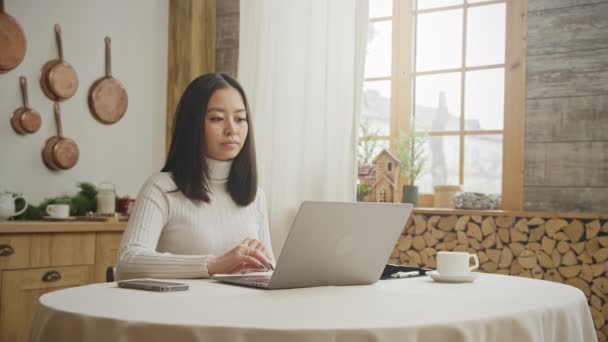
390 214 608 341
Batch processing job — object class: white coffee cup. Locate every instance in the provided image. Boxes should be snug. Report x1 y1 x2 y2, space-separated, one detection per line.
436 251 479 276
46 204 70 218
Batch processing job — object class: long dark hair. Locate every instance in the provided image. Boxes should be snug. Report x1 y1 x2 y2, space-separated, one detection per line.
162 73 257 206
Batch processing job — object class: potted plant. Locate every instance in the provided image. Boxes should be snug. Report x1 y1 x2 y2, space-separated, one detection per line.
356 119 380 202
395 129 428 207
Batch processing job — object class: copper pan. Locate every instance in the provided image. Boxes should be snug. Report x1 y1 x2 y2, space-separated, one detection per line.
41 24 78 101
42 133 60 170
0 0 26 71
11 77 41 134
42 105 60 170
42 103 79 170
88 37 128 124
10 107 26 134
40 58 60 101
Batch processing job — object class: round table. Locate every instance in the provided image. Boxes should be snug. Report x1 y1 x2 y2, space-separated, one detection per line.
29 273 597 342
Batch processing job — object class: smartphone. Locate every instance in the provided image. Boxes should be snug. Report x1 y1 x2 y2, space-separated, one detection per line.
117 279 189 292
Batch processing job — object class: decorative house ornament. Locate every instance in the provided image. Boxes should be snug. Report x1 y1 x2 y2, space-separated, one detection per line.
358 148 404 203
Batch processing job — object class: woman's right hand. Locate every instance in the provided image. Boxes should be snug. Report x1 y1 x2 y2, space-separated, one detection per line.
207 240 273 275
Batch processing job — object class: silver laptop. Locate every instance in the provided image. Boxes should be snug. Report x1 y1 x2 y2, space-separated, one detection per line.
213 201 412 289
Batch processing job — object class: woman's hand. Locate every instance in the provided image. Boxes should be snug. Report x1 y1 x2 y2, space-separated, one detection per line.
207 239 273 275
241 238 273 262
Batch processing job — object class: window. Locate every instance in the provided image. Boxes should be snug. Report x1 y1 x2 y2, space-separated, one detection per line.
362 3 392 140
360 0 525 207
413 1 505 194
378 188 387 202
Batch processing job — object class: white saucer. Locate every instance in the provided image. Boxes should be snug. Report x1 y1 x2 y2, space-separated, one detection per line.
43 216 76 221
427 270 479 283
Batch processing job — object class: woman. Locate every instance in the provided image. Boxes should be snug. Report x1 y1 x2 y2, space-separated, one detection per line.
117 73 274 280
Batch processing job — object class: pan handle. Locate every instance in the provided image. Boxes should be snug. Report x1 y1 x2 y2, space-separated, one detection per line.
55 24 64 61
54 102 63 138
20 76 29 108
105 36 112 77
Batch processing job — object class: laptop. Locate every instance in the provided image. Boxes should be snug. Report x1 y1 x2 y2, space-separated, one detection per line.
212 201 412 289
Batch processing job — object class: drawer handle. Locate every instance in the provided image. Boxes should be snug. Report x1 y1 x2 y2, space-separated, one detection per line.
0 245 14 257
42 271 62 282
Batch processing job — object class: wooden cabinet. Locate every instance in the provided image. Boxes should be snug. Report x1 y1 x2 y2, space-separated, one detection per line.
0 265 93 342
94 232 124 283
0 233 95 270
0 222 125 342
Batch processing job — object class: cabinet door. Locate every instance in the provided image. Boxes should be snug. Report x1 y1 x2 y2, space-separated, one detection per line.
0 265 92 342
0 233 95 271
95 232 123 283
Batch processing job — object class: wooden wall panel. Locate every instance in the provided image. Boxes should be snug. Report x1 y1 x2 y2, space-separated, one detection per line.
216 48 239 77
524 186 608 212
526 95 608 142
525 142 608 186
217 6 239 49
528 0 607 11
216 0 239 77
527 2 608 55
524 0 608 214
526 48 608 99
217 0 239 15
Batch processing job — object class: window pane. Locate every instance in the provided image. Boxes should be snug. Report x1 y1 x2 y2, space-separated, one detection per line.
466 3 505 67
369 0 392 18
371 140 390 161
357 138 389 169
464 135 502 193
362 81 391 136
415 9 463 72
464 68 504 130
468 0 498 3
414 72 461 132
365 21 392 78
417 135 460 193
416 0 462 10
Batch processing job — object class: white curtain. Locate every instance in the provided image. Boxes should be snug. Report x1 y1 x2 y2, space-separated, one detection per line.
239 0 369 256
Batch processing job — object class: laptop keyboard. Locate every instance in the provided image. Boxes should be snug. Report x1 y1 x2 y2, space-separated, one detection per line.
240 275 271 283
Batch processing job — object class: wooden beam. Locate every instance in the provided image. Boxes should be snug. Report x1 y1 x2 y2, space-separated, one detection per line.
166 0 216 153
501 0 527 210
390 0 413 151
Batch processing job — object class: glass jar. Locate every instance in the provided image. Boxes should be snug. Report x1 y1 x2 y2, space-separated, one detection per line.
96 182 116 214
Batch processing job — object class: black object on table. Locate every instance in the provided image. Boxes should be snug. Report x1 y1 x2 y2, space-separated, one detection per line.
380 264 430 280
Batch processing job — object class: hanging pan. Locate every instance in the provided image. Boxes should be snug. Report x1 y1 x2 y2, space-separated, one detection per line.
88 37 128 124
10 76 41 134
42 103 79 171
40 24 78 101
0 0 26 72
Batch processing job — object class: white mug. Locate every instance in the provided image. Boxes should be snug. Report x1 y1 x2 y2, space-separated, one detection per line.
46 204 70 218
436 251 479 276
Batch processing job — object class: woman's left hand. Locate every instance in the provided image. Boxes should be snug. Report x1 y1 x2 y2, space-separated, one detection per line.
241 238 273 263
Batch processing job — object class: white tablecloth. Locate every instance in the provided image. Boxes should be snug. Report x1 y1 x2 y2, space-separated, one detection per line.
29 273 597 342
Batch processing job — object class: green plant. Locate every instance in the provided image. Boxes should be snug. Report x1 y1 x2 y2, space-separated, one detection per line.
14 182 98 220
357 119 380 168
395 129 428 186
356 182 373 201
70 182 98 215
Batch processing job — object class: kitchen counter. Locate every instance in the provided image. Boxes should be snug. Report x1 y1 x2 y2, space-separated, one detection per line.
0 221 127 234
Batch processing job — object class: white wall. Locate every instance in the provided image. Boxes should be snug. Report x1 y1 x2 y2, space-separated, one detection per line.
0 0 168 203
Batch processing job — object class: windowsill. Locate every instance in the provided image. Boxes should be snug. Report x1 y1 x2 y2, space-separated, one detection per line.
412 207 608 220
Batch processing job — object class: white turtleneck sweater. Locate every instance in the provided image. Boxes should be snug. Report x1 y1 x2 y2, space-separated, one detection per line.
116 158 274 280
